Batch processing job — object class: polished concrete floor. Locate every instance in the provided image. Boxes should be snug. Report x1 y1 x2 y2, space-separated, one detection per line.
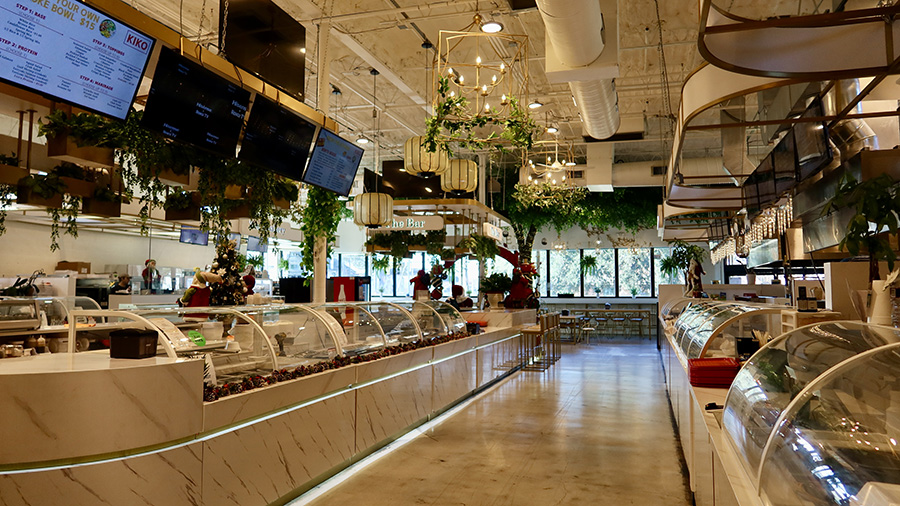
297 338 692 505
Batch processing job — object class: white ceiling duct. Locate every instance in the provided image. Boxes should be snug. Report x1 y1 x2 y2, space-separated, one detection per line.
536 0 620 140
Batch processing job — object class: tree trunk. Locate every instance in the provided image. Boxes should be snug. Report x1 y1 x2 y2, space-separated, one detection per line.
510 224 538 264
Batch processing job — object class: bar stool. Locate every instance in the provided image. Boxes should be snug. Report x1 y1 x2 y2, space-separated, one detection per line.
610 312 627 337
628 312 646 339
594 311 609 340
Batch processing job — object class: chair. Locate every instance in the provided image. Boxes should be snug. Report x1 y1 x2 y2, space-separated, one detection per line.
628 312 647 339
580 313 598 345
593 311 610 340
610 312 627 337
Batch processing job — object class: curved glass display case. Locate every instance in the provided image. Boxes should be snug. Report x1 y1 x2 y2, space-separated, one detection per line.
721 321 900 504
390 300 466 340
660 297 700 321
307 303 388 357
669 301 780 360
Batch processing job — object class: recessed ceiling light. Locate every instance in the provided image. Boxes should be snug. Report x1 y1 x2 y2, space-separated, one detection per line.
528 100 543 109
424 187 433 193
546 126 558 134
481 20 503 33
300 47 307 54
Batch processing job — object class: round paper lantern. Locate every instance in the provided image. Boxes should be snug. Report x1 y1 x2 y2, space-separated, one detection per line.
441 159 478 195
404 136 450 178
354 192 393 228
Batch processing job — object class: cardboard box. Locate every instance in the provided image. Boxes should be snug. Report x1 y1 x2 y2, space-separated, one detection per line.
56 261 91 274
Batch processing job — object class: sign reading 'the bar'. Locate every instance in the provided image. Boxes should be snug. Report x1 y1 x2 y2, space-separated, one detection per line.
376 215 445 231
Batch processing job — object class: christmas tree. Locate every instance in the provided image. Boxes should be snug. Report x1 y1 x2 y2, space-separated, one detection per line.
209 239 247 306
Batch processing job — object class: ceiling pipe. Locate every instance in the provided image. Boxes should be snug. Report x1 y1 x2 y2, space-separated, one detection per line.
535 0 620 139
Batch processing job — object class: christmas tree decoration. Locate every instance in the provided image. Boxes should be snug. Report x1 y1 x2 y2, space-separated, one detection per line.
209 239 247 306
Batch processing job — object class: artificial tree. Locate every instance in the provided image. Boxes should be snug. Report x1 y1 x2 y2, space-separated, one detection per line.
209 239 247 306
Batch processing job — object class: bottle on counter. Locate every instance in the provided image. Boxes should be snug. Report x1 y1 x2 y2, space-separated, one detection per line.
797 287 809 312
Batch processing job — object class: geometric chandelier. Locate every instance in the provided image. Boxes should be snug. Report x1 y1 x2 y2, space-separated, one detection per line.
430 12 531 150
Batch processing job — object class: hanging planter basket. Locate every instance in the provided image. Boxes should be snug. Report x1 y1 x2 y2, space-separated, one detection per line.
81 198 122 218
59 176 97 198
164 192 202 222
16 186 63 208
46 131 114 168
224 202 252 220
138 166 192 187
0 164 28 186
224 185 245 200
273 198 291 210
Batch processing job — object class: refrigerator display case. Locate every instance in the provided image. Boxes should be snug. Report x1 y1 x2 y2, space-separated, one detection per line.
670 301 781 360
390 300 467 340
721 321 900 505
660 297 705 321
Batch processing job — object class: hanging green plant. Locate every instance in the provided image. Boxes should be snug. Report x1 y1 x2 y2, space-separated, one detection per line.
372 255 390 273
38 109 122 148
300 186 347 274
480 272 512 294
459 233 499 263
581 254 598 276
424 76 538 154
45 195 81 252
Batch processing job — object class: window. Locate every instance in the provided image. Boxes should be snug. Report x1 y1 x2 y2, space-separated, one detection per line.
533 252 548 297
549 249 581 296
369 256 393 297
395 252 425 297
584 249 615 296
340 253 367 277
618 248 651 297
654 247 684 294
451 256 480 297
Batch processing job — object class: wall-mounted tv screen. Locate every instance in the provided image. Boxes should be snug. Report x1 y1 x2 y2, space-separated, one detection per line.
142 47 250 157
772 130 797 196
239 95 318 180
246 235 268 253
180 227 209 246
302 129 364 196
0 0 154 120
794 98 832 182
219 0 306 100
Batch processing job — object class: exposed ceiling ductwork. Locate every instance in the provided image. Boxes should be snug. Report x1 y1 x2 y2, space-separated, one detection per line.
535 0 620 140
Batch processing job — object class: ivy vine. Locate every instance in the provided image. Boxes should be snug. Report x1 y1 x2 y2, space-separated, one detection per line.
300 186 347 274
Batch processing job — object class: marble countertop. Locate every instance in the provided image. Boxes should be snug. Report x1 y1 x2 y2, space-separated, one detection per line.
0 350 187 374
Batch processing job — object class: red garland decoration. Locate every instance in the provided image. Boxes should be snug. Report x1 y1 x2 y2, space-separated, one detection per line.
204 331 471 402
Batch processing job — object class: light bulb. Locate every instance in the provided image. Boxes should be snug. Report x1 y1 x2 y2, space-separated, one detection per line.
492 75 497 84
552 179 557 184
481 84 488 95
499 62 505 73
527 175 532 181
449 91 455 97
562 175 566 181
458 75 464 84
447 67 454 76
484 103 490 111
476 56 482 65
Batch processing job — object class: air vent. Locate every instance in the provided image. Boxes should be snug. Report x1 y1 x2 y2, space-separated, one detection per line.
507 0 537 10
651 165 666 176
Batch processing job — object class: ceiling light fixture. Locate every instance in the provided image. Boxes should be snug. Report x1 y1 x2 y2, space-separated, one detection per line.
356 136 369 145
528 99 543 109
480 20 503 33
546 126 558 134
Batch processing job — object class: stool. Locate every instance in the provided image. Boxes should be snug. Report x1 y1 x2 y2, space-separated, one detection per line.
628 313 646 339
610 313 627 337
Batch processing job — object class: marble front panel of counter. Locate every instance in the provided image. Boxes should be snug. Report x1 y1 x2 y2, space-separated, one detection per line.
0 353 202 465
465 309 537 328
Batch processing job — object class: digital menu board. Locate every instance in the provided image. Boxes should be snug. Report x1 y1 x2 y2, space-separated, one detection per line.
0 0 155 119
301 128 363 196
239 95 318 180
142 47 250 157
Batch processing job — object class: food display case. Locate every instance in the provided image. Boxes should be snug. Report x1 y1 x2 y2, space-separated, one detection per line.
660 297 705 321
722 321 900 504
0 296 104 353
389 300 467 340
670 301 781 361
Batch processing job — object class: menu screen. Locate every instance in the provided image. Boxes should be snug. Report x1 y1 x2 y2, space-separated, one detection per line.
239 95 318 180
0 0 154 120
142 47 250 157
302 128 363 196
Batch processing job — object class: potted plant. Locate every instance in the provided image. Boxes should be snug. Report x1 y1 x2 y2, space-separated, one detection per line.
372 255 390 274
480 272 512 309
17 173 65 208
272 179 300 210
82 185 129 218
164 189 202 221
0 152 27 186
39 109 117 168
630 286 639 298
668 240 708 292
659 256 680 284
581 254 598 276
53 162 98 198
822 172 900 287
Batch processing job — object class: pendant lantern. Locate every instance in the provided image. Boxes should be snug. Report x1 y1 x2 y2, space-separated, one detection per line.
354 192 393 229
404 136 450 178
441 159 478 196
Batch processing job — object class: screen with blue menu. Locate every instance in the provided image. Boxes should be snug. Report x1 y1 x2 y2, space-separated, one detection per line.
239 95 318 180
301 128 364 196
247 235 267 253
0 0 154 120
142 47 250 157
180 227 209 246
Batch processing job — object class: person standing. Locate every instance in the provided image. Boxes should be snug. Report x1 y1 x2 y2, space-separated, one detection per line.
142 259 161 293
110 274 132 294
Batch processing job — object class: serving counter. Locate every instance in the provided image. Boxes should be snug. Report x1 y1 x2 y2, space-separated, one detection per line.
661 300 900 506
0 301 535 506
